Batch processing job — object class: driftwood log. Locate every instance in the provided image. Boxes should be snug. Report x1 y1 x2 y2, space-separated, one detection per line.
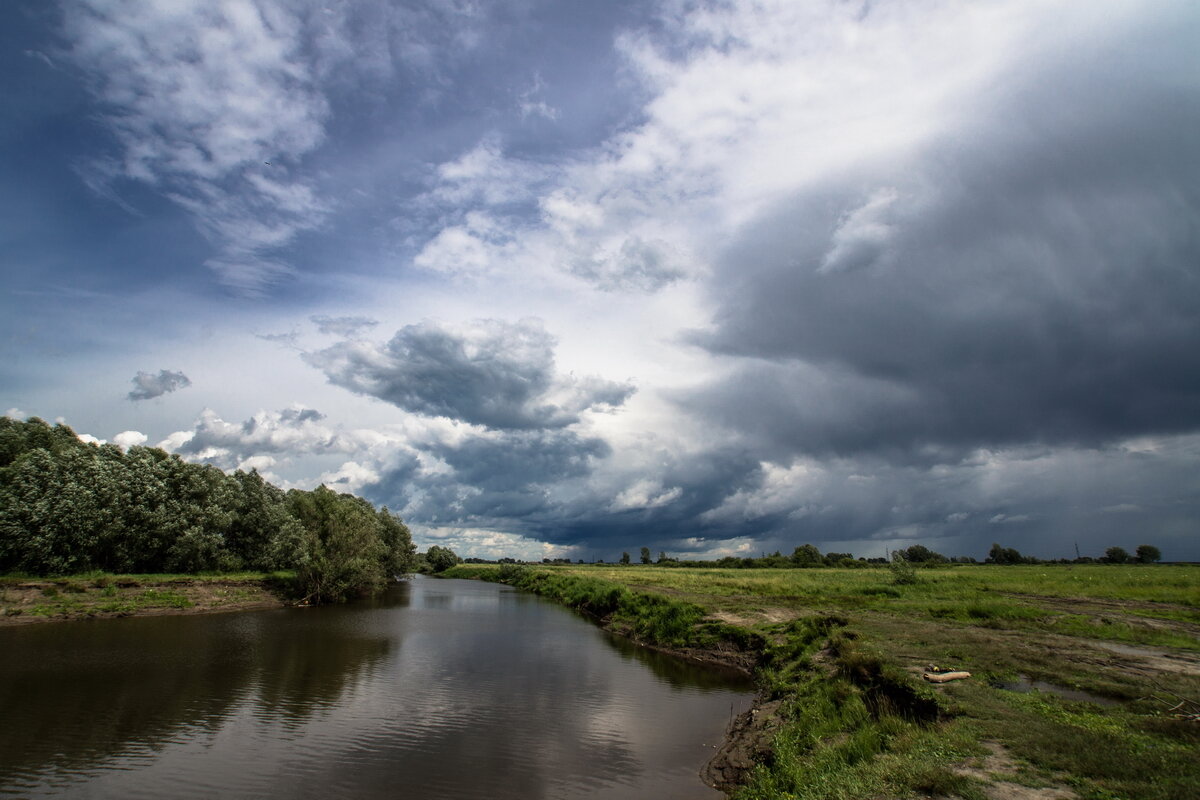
923 671 971 683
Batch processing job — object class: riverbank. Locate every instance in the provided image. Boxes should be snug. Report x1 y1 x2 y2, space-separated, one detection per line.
0 573 290 624
443 563 1200 800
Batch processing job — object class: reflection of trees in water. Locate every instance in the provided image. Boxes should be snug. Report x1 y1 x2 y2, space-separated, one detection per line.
605 632 754 692
252 615 391 722
0 617 256 784
0 581 750 799
0 609 389 785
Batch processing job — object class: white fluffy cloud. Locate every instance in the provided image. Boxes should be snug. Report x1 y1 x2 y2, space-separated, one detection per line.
112 430 148 449
159 405 375 469
64 0 333 294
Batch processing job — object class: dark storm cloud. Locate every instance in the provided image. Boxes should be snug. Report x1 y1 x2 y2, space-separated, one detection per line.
126 369 191 401
532 447 769 551
690 22 1200 461
305 319 634 430
367 433 766 552
363 428 612 526
435 430 611 492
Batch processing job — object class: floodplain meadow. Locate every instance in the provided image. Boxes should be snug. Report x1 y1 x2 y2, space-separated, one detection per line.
448 562 1199 800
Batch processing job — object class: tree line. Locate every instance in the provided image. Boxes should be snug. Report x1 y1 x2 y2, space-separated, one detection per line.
604 540 1164 569
0 417 416 602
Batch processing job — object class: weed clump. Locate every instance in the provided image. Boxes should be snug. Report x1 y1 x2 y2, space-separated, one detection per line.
888 552 918 585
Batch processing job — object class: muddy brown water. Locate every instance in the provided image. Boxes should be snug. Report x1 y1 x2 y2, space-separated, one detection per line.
0 576 754 799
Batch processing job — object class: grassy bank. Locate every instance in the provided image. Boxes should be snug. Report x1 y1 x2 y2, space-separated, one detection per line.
0 572 292 623
444 563 1199 800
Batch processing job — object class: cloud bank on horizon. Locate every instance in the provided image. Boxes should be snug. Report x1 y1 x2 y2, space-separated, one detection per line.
2 0 1198 561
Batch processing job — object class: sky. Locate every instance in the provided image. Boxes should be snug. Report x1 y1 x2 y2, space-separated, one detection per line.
3 0 1199 562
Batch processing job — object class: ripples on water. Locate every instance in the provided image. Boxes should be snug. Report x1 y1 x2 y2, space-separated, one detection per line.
0 577 753 799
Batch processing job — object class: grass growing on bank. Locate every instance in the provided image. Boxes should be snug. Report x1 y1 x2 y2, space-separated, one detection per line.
444 564 761 651
445 563 1200 800
0 571 294 620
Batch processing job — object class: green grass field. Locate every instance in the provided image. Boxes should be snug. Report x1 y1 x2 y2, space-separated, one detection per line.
446 563 1200 800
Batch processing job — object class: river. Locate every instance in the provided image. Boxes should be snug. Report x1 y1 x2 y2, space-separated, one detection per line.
0 576 755 798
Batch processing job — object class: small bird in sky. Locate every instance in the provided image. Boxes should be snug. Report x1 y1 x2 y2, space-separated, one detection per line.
264 161 272 166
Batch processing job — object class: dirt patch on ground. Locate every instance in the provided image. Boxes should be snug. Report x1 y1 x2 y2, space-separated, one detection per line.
710 607 801 628
1082 639 1200 677
952 741 1078 800
0 579 286 625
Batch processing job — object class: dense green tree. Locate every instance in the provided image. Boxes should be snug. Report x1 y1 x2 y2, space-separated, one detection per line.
0 417 82 467
1135 544 1161 563
640 546 651 564
619 551 631 565
0 418 414 602
1102 546 1130 564
376 507 417 576
0 447 123 573
222 469 300 570
899 544 947 563
791 544 822 566
288 486 391 603
425 545 461 573
986 543 1026 565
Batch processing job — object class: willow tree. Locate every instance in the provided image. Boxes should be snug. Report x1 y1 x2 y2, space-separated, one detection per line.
287 486 414 603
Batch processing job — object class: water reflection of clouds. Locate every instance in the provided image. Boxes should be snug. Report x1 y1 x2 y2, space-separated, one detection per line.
0 577 750 799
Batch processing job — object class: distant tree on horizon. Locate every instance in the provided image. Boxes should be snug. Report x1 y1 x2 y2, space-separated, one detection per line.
1135 544 1161 563
898 544 947 564
640 546 651 564
620 551 631 565
986 543 1027 565
425 545 461 573
1102 546 1131 564
791 543 822 566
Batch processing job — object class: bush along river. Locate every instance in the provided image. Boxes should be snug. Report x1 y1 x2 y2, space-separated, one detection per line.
0 576 755 799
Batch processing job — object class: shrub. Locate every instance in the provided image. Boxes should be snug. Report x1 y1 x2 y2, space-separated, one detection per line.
889 552 918 585
497 563 529 582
